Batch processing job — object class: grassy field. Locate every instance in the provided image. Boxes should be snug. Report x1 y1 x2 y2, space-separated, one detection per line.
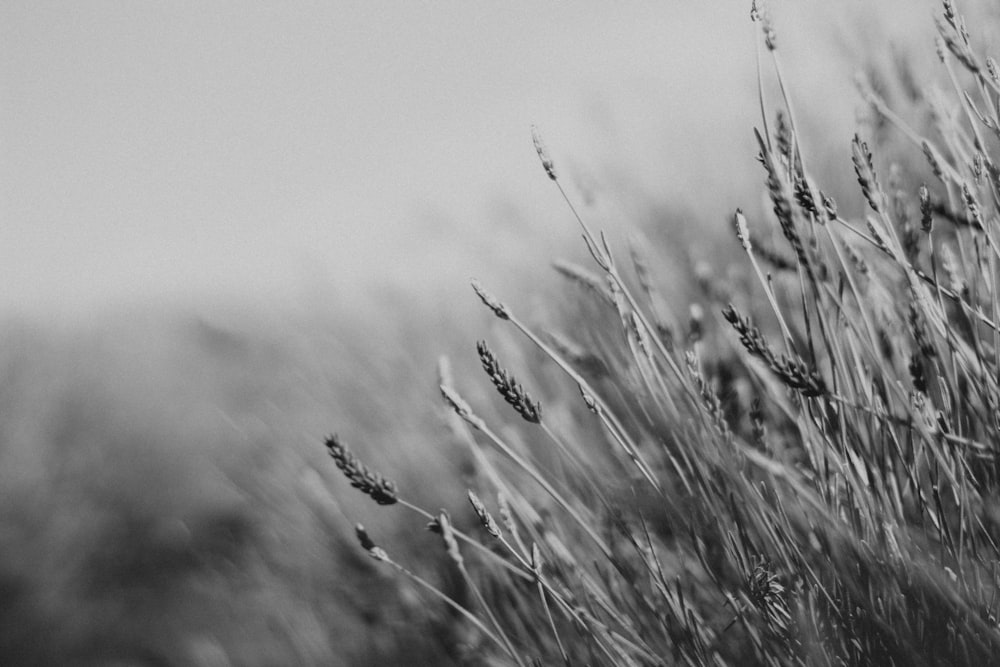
4 1 1000 665
327 1 1000 665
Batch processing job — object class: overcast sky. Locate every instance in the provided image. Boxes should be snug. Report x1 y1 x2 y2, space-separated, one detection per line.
0 2 933 323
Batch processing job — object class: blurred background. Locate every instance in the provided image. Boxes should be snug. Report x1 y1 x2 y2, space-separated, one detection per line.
0 1 948 665
0 0 933 323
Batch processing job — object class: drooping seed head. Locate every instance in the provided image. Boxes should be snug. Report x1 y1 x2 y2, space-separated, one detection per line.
821 192 838 220
437 355 454 390
754 243 797 273
471 279 510 320
723 304 826 397
942 0 957 28
750 0 777 50
841 241 869 278
962 183 984 229
545 330 609 378
756 129 808 266
552 260 614 305
866 217 889 254
531 125 557 181
852 134 884 214
734 209 752 252
468 490 502 539
922 141 945 181
543 531 578 570
355 523 376 551
774 110 790 158
629 311 651 359
325 434 399 506
437 511 464 566
497 492 521 544
440 384 486 431
629 238 653 295
476 340 542 424
940 243 964 294
355 524 388 562
919 184 933 233
687 351 731 440
793 176 821 221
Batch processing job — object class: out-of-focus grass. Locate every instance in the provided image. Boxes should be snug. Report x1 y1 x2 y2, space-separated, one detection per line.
0 297 490 665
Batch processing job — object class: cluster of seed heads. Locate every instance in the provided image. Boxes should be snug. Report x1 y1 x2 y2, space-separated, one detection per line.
325 434 399 506
722 304 827 397
476 341 542 424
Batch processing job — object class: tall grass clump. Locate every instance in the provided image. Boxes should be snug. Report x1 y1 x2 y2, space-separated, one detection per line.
321 2 1000 664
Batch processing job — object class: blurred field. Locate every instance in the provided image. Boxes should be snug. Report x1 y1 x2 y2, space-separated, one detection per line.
0 301 470 664
0 1 980 665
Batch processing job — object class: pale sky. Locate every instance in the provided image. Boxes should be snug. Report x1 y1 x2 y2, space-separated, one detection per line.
0 2 932 323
